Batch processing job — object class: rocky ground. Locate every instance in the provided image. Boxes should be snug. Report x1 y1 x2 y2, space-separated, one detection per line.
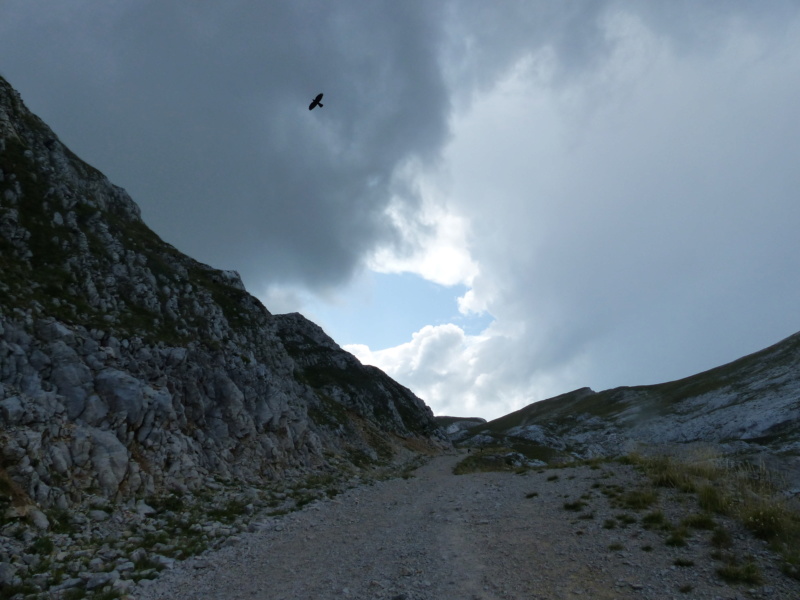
1 459 410 598
132 451 799 600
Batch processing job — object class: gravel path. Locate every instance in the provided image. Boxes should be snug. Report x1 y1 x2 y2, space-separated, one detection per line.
135 451 799 600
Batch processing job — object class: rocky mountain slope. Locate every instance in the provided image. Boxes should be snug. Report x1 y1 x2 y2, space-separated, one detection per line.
455 330 800 484
0 74 447 522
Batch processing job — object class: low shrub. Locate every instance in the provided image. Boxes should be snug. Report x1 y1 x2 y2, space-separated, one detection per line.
608 542 624 551
681 513 716 530
711 526 733 549
641 510 667 529
665 527 689 547
716 560 762 585
621 488 658 510
698 483 730 515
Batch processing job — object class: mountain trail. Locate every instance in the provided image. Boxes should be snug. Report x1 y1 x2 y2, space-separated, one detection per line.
135 451 798 600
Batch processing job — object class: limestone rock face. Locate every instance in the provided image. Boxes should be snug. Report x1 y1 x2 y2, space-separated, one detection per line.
0 75 447 512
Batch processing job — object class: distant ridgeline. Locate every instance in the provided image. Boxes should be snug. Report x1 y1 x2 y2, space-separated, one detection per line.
446 335 800 485
0 74 448 514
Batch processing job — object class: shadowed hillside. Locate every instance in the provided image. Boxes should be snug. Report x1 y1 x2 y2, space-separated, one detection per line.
454 331 800 488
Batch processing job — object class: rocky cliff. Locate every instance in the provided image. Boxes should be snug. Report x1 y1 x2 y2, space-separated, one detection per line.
0 75 447 519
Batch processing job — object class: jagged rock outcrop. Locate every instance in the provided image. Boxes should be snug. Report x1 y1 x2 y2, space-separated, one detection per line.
434 415 487 443
0 75 447 517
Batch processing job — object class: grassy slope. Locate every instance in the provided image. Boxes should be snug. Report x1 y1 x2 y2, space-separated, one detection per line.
468 331 800 447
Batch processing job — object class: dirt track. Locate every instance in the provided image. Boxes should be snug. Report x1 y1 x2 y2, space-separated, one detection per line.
136 451 799 600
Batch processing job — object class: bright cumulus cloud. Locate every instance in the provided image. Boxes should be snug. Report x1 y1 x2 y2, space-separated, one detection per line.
347 318 587 420
346 324 491 417
368 170 480 292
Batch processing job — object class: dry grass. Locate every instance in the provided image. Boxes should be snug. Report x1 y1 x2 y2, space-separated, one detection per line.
452 448 517 475
627 450 800 580
716 558 763 585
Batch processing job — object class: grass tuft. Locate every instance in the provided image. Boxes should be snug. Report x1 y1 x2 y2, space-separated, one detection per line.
641 510 667 529
665 527 689 547
711 526 733 549
716 560 762 585
681 513 716 530
697 483 730 515
615 513 637 526
620 488 658 510
608 542 624 551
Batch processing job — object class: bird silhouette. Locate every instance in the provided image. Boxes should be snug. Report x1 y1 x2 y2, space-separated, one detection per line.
309 93 324 110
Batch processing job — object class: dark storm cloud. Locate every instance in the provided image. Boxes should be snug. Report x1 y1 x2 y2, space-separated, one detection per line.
441 0 612 101
0 0 449 289
6 1 800 421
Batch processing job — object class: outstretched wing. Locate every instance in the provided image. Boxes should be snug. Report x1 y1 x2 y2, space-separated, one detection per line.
309 93 323 110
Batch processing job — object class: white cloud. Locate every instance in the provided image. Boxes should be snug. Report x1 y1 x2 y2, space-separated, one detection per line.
367 163 480 292
346 319 582 420
346 324 492 417
351 5 800 420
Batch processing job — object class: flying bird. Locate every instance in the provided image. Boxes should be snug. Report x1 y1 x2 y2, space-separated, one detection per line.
308 93 324 110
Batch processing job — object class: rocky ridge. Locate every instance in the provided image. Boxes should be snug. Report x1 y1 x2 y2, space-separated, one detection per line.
454 332 800 491
0 75 447 596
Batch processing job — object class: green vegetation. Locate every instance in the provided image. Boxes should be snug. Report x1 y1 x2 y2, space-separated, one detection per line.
681 512 716 530
46 508 74 534
665 527 689 547
615 513 637 526
453 444 555 475
627 451 800 580
618 488 658 511
26 536 54 555
544 449 798 586
453 450 514 475
1 583 38 600
207 499 249 523
716 559 762 584
641 510 668 529
697 483 731 514
711 526 733 549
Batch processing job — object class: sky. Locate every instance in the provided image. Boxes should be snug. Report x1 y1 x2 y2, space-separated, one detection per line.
2 1 800 420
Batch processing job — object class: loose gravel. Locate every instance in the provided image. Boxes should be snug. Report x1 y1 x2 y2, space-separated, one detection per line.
135 451 800 600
